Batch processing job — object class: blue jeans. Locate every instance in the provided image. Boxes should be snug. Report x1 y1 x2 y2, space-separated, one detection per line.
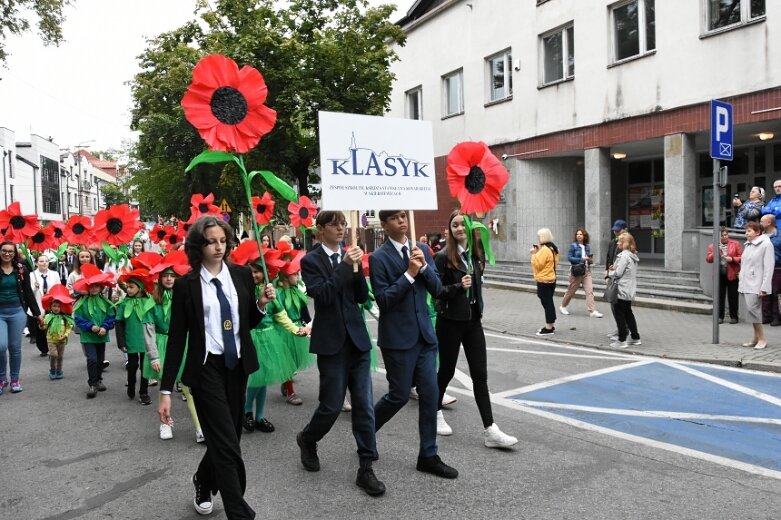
82 343 106 386
0 305 28 383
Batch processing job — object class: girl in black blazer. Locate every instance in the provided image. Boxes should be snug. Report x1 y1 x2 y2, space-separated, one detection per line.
434 211 517 449
158 216 275 519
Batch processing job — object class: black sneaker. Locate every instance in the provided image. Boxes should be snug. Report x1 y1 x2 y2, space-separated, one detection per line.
416 455 458 479
96 381 107 392
535 327 555 336
102 360 110 369
243 412 255 433
139 393 152 405
256 417 275 433
127 388 135 400
86 385 97 399
297 431 320 472
356 466 386 496
192 473 213 515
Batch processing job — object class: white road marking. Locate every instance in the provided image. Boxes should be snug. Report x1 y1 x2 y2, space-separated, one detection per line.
484 332 635 359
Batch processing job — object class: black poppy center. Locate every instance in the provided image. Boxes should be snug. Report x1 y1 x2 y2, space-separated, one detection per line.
53 228 63 238
198 203 209 213
31 232 45 244
106 218 123 235
73 223 86 234
465 166 486 195
183 223 191 232
255 204 267 214
298 207 309 219
10 216 25 229
155 230 167 240
210 87 248 125
170 235 179 244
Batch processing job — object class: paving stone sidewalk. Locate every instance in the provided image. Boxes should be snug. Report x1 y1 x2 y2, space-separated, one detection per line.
481 287 781 373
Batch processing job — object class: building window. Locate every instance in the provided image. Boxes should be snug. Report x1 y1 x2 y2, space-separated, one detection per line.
486 50 512 102
40 155 61 214
610 0 655 63
541 24 574 85
705 0 765 32
405 87 423 120
442 69 464 117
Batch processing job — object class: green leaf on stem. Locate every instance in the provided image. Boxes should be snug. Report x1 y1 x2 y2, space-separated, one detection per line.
185 150 240 173
252 170 298 202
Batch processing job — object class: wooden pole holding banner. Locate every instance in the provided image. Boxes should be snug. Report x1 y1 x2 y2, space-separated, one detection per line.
350 210 359 273
408 210 417 251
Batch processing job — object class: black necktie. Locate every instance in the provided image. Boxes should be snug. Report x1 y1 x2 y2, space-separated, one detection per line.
331 252 339 269
461 250 470 270
211 278 238 369
401 245 409 265
41 274 48 294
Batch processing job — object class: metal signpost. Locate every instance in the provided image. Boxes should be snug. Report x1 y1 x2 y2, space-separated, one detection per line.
710 100 733 343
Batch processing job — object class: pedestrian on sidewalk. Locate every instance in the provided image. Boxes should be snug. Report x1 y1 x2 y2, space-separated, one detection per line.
759 214 781 326
531 228 559 336
604 219 628 337
733 186 765 229
560 228 603 318
706 227 742 324
434 210 518 448
607 233 641 348
738 221 774 350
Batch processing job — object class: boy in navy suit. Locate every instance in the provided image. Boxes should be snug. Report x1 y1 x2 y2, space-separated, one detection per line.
297 211 385 496
370 210 458 479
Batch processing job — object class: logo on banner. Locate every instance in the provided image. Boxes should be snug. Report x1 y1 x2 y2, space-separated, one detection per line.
327 134 430 178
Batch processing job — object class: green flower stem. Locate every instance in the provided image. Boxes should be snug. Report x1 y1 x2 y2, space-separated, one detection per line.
238 155 270 283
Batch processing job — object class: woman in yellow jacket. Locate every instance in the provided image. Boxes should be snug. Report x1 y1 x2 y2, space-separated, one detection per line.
530 228 559 336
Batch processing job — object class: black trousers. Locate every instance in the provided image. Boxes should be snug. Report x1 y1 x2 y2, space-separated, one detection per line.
436 311 493 428
32 318 48 355
191 354 254 520
719 273 740 320
126 352 148 395
614 299 640 342
761 269 781 322
536 282 557 324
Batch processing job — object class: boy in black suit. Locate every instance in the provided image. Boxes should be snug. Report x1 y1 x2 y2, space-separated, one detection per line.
296 211 385 496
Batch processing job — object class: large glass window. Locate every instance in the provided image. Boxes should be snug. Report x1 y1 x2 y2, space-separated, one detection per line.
610 0 655 63
541 24 574 85
706 0 765 32
486 50 512 102
40 155 60 214
442 69 464 117
405 87 422 120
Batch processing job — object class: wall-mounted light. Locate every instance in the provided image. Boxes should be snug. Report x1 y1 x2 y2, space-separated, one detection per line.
758 132 775 141
612 152 627 160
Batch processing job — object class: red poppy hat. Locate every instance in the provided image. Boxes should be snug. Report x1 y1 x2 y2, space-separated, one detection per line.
73 263 116 293
149 250 190 277
280 253 303 277
446 141 509 215
131 251 163 271
41 285 75 314
0 201 39 242
230 240 285 277
181 54 277 154
118 268 156 295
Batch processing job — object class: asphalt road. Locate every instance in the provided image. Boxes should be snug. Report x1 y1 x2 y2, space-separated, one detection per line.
1 326 780 519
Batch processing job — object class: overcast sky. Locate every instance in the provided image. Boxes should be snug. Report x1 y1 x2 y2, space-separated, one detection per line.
0 0 415 152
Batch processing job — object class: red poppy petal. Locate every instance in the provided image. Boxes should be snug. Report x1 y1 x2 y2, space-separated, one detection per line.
236 66 268 104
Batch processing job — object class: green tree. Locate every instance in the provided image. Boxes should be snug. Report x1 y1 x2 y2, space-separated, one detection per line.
0 0 71 65
100 182 129 207
129 0 404 220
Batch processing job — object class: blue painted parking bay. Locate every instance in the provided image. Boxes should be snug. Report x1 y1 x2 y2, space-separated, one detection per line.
507 362 781 473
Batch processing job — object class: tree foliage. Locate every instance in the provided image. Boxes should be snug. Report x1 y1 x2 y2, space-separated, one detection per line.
0 0 70 65
129 0 405 220
100 182 129 208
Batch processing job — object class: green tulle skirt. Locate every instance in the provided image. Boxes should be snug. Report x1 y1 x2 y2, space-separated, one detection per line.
142 332 187 382
247 324 316 388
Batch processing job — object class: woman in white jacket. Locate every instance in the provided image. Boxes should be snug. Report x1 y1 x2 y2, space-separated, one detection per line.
608 233 641 348
738 221 774 350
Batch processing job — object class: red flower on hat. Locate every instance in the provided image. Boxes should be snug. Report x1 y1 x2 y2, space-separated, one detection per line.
181 54 277 154
131 251 163 271
93 204 142 246
252 192 275 226
190 193 221 219
149 250 190 277
230 240 284 280
288 196 317 229
446 141 509 215
73 263 116 293
118 267 156 295
0 201 39 242
63 215 93 245
42 285 75 314
26 225 58 252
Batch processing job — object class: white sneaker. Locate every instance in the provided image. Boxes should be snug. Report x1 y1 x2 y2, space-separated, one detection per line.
436 410 453 436
159 423 173 440
341 397 352 412
610 340 628 348
627 338 642 345
441 393 457 407
608 334 619 341
484 423 518 448
590 311 604 318
23 327 29 337
607 330 618 338
409 387 419 400
195 430 205 443
559 306 570 315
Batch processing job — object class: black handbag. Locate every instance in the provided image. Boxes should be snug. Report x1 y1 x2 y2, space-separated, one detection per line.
571 262 587 277
603 278 619 303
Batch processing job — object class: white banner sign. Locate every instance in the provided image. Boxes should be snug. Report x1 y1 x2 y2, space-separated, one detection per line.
318 111 437 211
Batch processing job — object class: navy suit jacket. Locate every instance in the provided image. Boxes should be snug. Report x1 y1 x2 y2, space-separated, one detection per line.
301 246 371 355
161 263 261 392
369 239 441 350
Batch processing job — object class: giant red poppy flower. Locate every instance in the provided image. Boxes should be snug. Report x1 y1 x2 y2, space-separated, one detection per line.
167 228 187 250
0 202 39 242
93 204 142 246
288 196 317 229
181 54 277 154
26 225 58 251
190 193 221 219
150 224 170 244
252 192 275 226
63 215 93 245
48 221 66 244
446 141 509 215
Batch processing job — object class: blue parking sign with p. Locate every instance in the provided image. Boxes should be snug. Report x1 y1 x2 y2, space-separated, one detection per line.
710 100 733 161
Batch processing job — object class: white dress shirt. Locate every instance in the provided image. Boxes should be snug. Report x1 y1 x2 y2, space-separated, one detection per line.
200 263 241 363
321 243 341 265
30 268 61 314
388 236 425 283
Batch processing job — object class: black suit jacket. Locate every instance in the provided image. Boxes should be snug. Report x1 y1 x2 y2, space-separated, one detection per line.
161 263 261 392
434 247 484 321
301 246 371 356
